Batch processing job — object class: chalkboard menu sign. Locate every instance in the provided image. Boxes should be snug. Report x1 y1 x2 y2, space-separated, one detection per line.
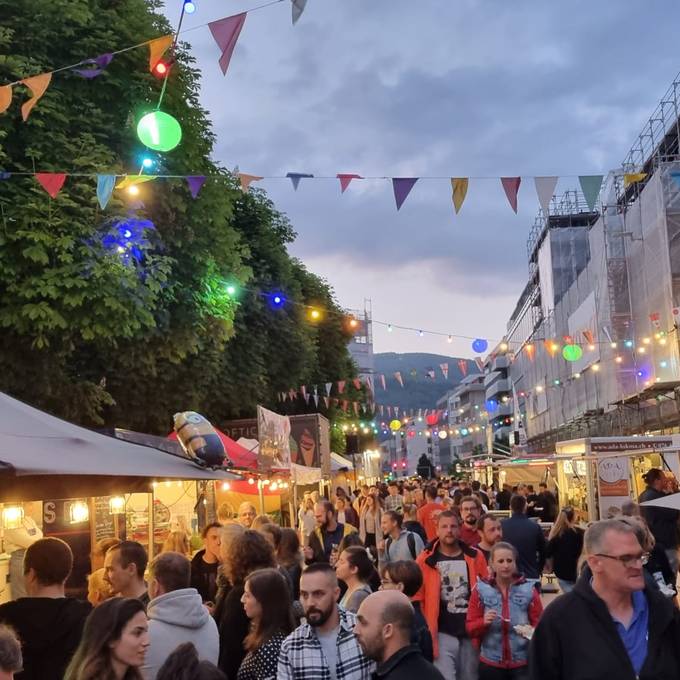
94 496 116 542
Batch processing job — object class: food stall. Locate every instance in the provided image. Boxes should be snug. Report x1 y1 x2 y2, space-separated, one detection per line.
554 435 680 521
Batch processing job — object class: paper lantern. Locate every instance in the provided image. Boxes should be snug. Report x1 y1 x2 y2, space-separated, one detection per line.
562 344 583 362
426 414 438 426
389 419 402 432
438 430 448 440
472 338 488 354
137 111 182 152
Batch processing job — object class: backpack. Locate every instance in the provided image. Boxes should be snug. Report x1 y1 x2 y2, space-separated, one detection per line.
386 531 417 560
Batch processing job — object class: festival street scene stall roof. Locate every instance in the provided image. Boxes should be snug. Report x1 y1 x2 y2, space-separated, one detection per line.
0 392 239 501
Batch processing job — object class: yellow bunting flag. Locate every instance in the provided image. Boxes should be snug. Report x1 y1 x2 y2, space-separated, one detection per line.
451 178 469 214
116 175 155 190
148 35 174 73
238 173 264 192
20 73 52 121
0 85 12 115
623 172 647 188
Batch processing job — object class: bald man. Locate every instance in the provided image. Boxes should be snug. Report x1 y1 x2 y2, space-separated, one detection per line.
354 591 444 679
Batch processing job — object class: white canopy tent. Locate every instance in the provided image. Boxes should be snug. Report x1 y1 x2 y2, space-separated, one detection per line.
0 392 239 501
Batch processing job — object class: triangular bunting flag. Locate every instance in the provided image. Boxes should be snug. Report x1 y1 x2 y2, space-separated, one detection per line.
96 174 116 209
73 53 114 79
288 389 296 401
208 13 247 76
313 394 319 407
286 172 313 190
325 382 332 396
395 407 400 417
392 178 418 210
323 396 329 409
426 369 435 380
450 178 468 214
353 378 361 390
300 385 307 401
394 371 404 388
353 402 359 416
21 73 52 121
0 85 13 114
440 363 449 380
186 176 206 199
281 392 287 402
337 380 346 394
380 374 386 390
148 35 173 73
35 173 66 198
534 176 558 215
337 174 362 193
342 400 349 412
501 177 521 213
578 175 603 211
624 172 647 188
116 175 155 190
292 0 308 24
582 330 594 345
238 173 263 192
458 359 468 377
387 406 392 417
379 405 384 416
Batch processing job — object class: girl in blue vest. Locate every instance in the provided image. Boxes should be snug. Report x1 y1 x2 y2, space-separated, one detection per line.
465 542 543 680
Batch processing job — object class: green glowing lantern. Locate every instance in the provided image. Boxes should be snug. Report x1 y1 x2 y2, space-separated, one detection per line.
136 111 182 152
562 344 583 362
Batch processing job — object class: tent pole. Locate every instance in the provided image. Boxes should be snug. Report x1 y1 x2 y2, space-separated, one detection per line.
148 491 155 561
258 480 265 515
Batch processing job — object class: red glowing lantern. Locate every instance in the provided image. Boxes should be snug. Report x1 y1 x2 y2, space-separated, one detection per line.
426 414 438 426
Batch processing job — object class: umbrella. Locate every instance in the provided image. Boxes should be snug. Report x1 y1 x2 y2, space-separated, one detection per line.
639 492 680 510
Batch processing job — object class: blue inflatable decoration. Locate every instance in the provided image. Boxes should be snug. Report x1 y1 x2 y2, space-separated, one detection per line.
173 411 226 468
472 338 489 354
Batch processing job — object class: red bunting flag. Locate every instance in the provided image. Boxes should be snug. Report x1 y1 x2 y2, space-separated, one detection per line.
458 359 468 377
300 385 307 401
208 13 247 76
337 174 363 193
353 378 361 390
501 177 521 213
342 400 349 412
649 312 661 329
35 173 66 198
582 330 594 345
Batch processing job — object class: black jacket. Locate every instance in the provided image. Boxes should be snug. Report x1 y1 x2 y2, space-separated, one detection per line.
216 582 249 680
404 520 428 546
500 513 546 579
529 570 680 680
639 487 680 549
411 601 433 662
0 596 92 680
496 490 511 510
190 549 219 603
373 644 444 679
546 527 584 582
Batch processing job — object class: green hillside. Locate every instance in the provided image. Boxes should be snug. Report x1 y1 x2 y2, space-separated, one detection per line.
373 353 479 413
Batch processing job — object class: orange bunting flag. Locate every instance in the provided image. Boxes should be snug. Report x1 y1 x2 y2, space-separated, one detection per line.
451 178 469 214
35 173 66 198
238 173 263 192
148 35 174 73
501 177 521 213
0 85 12 115
21 73 52 121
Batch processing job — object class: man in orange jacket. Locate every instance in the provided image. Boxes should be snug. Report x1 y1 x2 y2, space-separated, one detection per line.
414 510 488 679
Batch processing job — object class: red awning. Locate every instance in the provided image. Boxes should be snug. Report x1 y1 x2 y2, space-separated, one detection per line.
168 429 258 470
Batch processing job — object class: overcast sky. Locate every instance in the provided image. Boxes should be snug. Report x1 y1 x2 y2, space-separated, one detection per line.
167 0 680 357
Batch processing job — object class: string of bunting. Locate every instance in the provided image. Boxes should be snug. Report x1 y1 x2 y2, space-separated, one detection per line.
1 169 668 215
0 0 306 120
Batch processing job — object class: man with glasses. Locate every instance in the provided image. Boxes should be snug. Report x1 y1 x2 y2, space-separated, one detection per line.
529 518 680 680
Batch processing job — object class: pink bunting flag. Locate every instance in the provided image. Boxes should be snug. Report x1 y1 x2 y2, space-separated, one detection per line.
337 380 346 394
426 369 435 380
35 172 66 198
208 13 247 76
380 374 386 390
337 173 362 193
238 173 264 192
394 371 404 388
440 363 449 380
342 400 349 412
501 177 521 213
353 378 361 390
392 178 418 210
186 176 206 199
300 385 307 401
323 396 329 409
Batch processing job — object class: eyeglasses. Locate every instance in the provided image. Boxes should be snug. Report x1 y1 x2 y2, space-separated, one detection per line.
593 552 649 567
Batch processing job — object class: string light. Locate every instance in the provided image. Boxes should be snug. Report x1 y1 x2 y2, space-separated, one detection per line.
127 185 139 196
610 342 618 349
184 0 196 13
638 347 646 354
615 356 623 363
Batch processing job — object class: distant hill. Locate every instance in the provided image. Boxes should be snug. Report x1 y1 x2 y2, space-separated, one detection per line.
373 353 478 413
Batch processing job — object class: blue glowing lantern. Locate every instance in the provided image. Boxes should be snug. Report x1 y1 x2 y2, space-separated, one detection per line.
472 338 488 354
460 427 469 436
485 399 498 413
102 215 155 265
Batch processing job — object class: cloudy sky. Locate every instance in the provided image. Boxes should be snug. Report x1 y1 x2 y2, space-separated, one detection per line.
168 0 680 357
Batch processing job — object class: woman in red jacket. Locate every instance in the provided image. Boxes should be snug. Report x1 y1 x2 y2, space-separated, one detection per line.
466 542 542 680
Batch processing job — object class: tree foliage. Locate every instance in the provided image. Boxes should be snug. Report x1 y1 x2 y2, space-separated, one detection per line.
0 0 360 434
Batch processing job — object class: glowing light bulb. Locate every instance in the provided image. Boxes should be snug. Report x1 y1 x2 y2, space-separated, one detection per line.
615 356 623 364
247 478 255 485
222 482 230 491
638 347 646 354
141 157 154 169
418 330 424 337
535 385 544 393
127 185 139 196
610 342 618 349
588 344 596 351
500 342 509 351
592 364 600 372
643 337 651 345
447 335 453 343
184 0 196 13
387 325 393 332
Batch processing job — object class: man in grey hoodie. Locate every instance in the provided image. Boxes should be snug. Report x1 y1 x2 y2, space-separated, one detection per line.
378 511 424 570
142 551 219 680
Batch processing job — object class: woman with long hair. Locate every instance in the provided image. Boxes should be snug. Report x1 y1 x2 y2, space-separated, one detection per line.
466 542 543 680
213 523 245 621
277 528 303 601
237 568 296 680
161 531 190 556
64 598 149 680
157 643 226 680
546 507 584 593
335 546 375 613
358 494 382 551
217 530 278 680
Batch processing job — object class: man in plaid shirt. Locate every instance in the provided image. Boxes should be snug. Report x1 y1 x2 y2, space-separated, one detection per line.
384 482 405 514
278 563 373 680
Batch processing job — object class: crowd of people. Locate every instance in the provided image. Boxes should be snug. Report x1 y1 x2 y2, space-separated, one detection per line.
0 471 677 679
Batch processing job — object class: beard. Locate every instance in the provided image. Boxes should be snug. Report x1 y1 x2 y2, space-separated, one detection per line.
305 603 334 627
358 633 385 662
